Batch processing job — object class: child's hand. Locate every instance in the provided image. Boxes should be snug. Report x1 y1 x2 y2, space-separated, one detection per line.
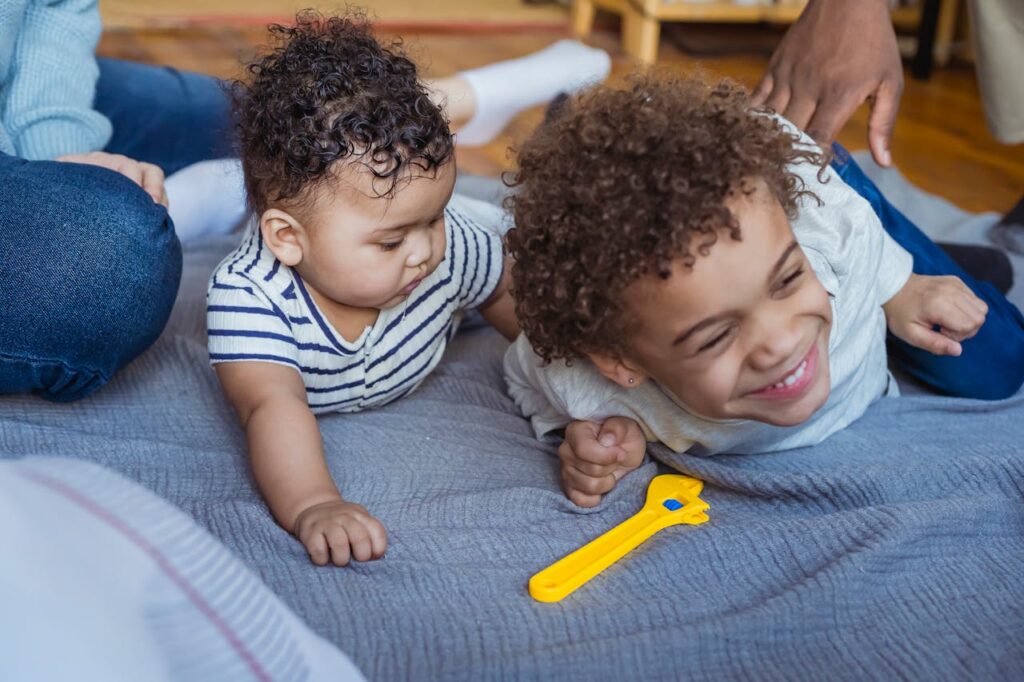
883 274 988 356
292 499 387 567
559 417 647 508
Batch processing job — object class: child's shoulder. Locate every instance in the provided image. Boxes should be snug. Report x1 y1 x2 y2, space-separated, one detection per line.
207 226 294 312
438 193 508 310
444 192 508 236
504 334 618 422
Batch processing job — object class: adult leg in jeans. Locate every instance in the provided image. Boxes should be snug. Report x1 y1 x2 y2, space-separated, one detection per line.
0 153 182 401
830 143 1024 400
94 58 235 174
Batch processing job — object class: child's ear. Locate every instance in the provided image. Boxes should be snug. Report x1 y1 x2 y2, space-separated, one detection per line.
260 208 305 267
588 352 649 389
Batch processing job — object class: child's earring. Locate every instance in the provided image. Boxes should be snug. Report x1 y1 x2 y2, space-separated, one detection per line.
627 377 635 385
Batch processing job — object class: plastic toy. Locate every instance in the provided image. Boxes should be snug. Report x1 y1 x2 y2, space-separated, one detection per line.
529 474 710 603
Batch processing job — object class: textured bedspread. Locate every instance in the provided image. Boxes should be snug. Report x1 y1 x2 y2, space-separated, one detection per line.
2 164 1023 680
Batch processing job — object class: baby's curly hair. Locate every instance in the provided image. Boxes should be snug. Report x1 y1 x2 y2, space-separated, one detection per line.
505 73 826 363
234 9 453 213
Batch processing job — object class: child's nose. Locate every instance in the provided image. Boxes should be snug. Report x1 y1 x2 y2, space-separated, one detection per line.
405 233 432 268
747 319 802 371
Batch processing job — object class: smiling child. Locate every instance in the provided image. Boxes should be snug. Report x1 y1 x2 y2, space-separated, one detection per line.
503 74 1024 507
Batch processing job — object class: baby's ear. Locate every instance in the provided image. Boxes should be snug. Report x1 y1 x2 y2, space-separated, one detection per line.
588 352 649 389
260 208 305 267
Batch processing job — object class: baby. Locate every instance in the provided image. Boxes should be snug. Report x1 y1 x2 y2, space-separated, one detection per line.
206 14 522 566
504 74 1024 508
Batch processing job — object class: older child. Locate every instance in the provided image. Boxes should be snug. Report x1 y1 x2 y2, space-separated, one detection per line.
504 74 1024 507
207 14 531 567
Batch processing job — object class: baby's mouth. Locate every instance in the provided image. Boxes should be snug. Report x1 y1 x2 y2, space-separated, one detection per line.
400 277 423 295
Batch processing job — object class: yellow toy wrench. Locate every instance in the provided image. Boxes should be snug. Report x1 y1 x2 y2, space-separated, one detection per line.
529 474 710 603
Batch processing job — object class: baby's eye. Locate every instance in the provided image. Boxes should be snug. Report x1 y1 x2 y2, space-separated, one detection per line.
380 239 404 252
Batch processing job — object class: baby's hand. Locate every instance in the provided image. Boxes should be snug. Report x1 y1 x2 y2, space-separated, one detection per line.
883 274 988 356
293 499 387 567
559 417 647 508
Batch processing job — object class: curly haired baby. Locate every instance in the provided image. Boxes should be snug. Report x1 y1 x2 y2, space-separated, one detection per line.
504 74 1023 508
206 13 521 565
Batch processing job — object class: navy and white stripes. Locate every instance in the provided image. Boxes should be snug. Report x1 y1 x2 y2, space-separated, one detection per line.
206 194 505 414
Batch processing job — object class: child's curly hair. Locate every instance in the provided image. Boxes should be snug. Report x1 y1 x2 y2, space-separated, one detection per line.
505 73 826 364
234 9 453 213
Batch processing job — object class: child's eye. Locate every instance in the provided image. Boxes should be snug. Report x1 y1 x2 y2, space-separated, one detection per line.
380 239 404 252
698 327 732 353
776 267 804 291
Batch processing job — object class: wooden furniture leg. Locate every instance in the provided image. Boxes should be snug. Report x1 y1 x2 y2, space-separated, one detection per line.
934 0 959 66
571 0 596 38
622 0 660 64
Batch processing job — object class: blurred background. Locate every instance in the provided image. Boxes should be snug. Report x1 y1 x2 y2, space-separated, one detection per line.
96 0 1022 214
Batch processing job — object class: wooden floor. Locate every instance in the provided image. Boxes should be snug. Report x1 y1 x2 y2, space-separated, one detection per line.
97 24 1023 214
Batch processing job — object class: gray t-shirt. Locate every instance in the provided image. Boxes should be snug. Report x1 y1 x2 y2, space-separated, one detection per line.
504 130 913 458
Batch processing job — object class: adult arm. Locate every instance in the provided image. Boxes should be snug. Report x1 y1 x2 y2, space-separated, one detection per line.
752 0 903 167
3 0 112 159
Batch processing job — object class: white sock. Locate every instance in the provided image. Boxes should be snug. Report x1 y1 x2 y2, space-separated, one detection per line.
165 158 250 244
455 39 611 146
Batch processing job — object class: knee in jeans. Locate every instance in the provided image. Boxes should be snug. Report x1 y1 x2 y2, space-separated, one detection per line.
78 173 183 368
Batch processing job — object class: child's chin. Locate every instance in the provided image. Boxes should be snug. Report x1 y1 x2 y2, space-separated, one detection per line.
758 385 830 427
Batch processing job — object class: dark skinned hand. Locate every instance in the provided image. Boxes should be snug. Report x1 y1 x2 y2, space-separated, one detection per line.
752 0 904 167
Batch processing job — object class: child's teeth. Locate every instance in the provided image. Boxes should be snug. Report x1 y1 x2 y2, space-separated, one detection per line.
773 360 808 390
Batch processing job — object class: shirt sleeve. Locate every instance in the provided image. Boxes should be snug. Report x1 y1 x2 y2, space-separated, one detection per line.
3 0 113 159
773 114 913 306
873 229 914 304
206 277 301 372
503 335 575 440
444 197 506 310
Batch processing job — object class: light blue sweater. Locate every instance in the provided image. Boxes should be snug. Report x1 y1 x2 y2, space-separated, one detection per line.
0 0 111 160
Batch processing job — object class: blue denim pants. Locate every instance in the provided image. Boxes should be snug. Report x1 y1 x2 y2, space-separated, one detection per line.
0 59 232 401
830 144 1024 400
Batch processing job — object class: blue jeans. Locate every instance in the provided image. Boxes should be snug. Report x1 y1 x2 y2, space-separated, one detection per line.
830 144 1024 400
0 59 232 401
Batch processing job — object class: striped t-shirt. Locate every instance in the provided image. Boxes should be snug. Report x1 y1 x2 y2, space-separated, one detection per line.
206 193 505 414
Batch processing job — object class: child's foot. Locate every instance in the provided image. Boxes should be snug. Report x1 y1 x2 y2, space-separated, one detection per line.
165 159 249 244
455 40 611 146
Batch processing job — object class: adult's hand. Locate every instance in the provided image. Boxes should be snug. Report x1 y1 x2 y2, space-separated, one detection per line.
752 0 904 167
57 151 168 206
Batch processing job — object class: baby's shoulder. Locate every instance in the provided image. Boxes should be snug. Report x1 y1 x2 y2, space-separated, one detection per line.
207 232 297 315
445 192 508 229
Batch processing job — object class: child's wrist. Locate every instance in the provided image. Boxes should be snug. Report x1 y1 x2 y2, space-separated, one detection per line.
288 493 345 532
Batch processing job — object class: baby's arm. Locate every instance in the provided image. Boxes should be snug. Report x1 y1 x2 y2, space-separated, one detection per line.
215 362 386 566
478 257 519 340
882 274 988 356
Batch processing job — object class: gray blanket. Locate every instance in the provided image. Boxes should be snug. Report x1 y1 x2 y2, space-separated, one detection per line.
2 164 1022 680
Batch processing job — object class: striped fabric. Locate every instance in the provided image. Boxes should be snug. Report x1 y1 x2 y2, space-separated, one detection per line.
206 193 505 414
0 457 364 682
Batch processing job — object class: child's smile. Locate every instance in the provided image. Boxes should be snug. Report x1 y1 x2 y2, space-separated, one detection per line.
594 179 834 427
